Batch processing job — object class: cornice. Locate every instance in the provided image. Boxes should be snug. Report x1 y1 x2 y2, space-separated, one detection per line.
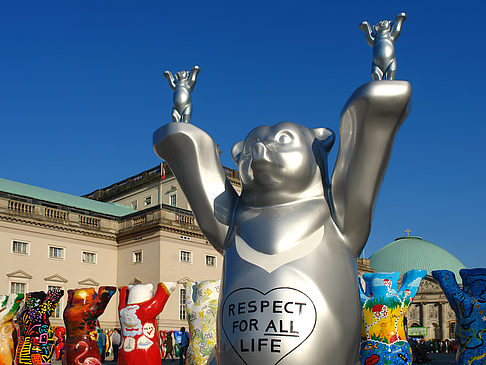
0 214 117 240
116 221 205 242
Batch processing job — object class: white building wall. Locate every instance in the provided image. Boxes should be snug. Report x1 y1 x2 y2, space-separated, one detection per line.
0 218 119 327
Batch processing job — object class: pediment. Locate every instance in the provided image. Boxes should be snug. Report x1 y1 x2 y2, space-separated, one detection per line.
44 274 68 283
78 277 100 287
165 185 177 194
7 269 32 279
417 276 441 293
177 276 193 284
129 278 143 285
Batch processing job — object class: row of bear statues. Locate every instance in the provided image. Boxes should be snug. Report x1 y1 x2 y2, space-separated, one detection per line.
2 11 484 365
0 270 484 364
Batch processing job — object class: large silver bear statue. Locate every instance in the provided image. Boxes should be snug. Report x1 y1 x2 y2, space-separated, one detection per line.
153 80 411 364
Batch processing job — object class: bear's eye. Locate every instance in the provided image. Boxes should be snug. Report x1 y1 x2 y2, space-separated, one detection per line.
276 131 293 145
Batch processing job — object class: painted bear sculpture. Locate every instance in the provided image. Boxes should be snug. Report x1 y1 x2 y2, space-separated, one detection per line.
62 286 116 365
432 268 486 364
359 270 426 365
184 280 220 365
118 282 175 365
0 293 24 365
154 80 411 364
15 289 63 365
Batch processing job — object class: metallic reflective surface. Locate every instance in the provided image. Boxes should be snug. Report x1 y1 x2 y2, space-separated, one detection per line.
163 66 201 123
360 13 406 80
154 80 411 364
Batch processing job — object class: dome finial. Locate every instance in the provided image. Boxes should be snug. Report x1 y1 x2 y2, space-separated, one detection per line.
404 228 412 237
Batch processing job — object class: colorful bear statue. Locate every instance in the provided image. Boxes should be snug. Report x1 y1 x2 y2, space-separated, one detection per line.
184 280 220 365
15 289 64 365
62 286 116 365
432 268 486 364
118 282 175 365
54 326 66 361
359 270 426 365
0 293 24 365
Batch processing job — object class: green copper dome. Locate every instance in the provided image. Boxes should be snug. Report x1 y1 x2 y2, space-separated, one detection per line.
370 236 465 281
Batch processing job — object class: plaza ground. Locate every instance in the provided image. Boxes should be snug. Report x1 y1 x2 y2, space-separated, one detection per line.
52 353 456 364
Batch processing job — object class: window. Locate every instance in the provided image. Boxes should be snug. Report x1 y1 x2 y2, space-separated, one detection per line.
133 250 143 264
82 251 96 264
49 246 64 259
12 240 28 254
48 285 62 318
144 196 152 206
180 250 192 263
130 200 138 209
10 282 26 294
205 255 216 267
179 288 186 320
169 194 177 206
449 322 456 338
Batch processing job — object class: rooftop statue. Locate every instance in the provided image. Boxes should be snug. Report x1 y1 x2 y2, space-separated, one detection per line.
360 12 407 80
163 66 201 123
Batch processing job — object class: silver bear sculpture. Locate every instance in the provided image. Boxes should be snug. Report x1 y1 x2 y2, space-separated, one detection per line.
163 65 201 123
154 78 411 363
360 12 407 81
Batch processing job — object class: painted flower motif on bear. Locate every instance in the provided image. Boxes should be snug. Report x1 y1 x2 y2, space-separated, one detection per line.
184 280 220 365
359 270 426 365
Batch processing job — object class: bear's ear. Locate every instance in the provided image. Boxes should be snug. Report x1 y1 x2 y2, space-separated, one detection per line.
312 128 335 152
231 140 244 164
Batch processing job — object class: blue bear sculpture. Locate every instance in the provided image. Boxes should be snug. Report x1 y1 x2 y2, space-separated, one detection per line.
432 268 486 364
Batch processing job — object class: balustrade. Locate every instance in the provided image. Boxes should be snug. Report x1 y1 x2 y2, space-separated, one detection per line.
8 200 35 214
79 215 100 227
176 212 194 225
45 207 68 220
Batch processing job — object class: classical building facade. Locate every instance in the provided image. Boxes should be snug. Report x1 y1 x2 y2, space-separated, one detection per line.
0 164 235 330
1 166 462 339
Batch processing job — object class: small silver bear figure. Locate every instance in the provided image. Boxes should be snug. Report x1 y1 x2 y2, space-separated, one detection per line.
163 65 201 123
360 13 407 81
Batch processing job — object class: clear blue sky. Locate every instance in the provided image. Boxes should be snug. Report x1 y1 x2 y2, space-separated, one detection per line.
1 1 485 269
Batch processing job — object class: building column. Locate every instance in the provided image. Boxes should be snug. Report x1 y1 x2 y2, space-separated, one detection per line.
437 302 443 339
419 303 423 327
441 302 448 339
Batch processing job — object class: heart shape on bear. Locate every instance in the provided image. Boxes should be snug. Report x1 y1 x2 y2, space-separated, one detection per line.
222 287 317 364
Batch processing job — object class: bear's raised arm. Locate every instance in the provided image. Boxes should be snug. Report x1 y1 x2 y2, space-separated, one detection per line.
331 81 411 257
391 12 407 42
359 21 375 47
153 122 238 252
